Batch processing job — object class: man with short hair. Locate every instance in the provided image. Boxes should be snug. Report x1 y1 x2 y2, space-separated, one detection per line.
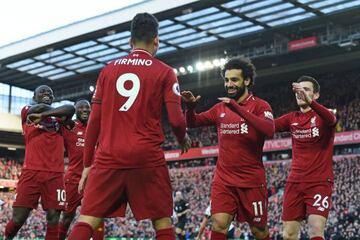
174 191 190 240
58 99 104 240
182 57 274 240
67 12 191 240
275 76 336 240
5 85 74 240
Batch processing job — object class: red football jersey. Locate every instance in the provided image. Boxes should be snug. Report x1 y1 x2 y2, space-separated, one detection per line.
187 94 273 187
21 105 64 172
275 102 336 182
63 120 87 183
91 48 181 169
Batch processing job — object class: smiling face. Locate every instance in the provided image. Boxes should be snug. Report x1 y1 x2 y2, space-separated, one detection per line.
223 69 250 100
75 100 91 123
33 85 54 105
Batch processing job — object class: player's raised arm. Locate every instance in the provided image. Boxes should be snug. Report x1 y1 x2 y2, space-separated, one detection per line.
182 90 216 128
293 82 336 126
27 104 75 125
218 97 275 138
274 113 291 132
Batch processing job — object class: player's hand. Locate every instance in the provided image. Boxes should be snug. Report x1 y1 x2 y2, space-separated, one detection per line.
181 91 201 109
27 113 43 125
78 167 91 194
180 133 192 154
292 83 312 104
218 97 232 104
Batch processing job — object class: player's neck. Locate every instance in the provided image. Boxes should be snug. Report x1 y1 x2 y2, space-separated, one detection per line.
300 105 312 113
236 89 249 104
132 44 154 56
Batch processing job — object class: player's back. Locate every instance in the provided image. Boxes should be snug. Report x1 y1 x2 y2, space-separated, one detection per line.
92 49 178 169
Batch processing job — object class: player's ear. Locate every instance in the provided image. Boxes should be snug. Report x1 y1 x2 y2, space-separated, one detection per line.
244 78 251 87
154 36 159 48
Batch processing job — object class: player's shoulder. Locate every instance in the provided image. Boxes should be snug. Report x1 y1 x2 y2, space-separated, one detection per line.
253 95 271 107
21 104 32 117
153 57 174 74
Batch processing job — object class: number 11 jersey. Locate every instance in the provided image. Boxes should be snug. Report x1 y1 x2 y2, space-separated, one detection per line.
91 48 181 169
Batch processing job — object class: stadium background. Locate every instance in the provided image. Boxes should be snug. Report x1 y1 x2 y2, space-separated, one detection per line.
0 0 359 239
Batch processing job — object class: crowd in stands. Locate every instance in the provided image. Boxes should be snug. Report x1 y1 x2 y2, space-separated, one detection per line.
0 158 21 180
0 156 359 239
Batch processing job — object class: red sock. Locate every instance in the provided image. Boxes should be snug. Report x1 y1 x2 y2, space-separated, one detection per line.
5 220 22 238
92 221 105 240
68 222 94 240
58 223 69 240
156 227 175 240
211 231 227 240
45 224 59 240
311 237 324 240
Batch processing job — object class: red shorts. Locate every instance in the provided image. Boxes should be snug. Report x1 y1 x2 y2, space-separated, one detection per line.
282 181 333 221
64 181 83 214
211 181 268 228
80 165 173 220
14 169 65 210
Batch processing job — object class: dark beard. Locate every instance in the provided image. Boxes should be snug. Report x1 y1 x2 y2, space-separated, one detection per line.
225 85 246 100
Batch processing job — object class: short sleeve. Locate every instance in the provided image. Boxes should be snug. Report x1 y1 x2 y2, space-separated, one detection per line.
92 68 106 104
163 68 181 104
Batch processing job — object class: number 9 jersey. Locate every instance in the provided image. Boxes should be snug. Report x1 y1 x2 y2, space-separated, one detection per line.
91 48 181 169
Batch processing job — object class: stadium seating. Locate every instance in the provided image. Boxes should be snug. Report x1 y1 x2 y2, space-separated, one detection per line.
1 156 359 239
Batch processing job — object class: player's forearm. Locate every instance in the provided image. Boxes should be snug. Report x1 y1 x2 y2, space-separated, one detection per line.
229 100 275 137
27 103 53 115
274 116 289 133
166 102 186 142
185 109 208 128
310 100 337 126
83 104 101 167
41 104 75 119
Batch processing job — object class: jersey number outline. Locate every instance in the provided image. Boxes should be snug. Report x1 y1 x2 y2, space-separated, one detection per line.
116 73 140 111
252 201 263 216
56 189 66 202
313 194 329 209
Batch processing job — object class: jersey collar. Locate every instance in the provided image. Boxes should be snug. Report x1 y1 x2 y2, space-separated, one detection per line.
239 93 254 105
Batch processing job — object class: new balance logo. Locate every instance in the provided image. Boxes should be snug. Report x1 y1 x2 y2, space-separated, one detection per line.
220 113 225 118
312 127 320 137
253 217 261 223
291 122 299 126
240 123 248 134
77 131 83 135
317 207 325 212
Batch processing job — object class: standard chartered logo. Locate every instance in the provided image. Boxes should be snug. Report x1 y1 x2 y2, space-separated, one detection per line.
240 123 248 134
312 127 320 137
